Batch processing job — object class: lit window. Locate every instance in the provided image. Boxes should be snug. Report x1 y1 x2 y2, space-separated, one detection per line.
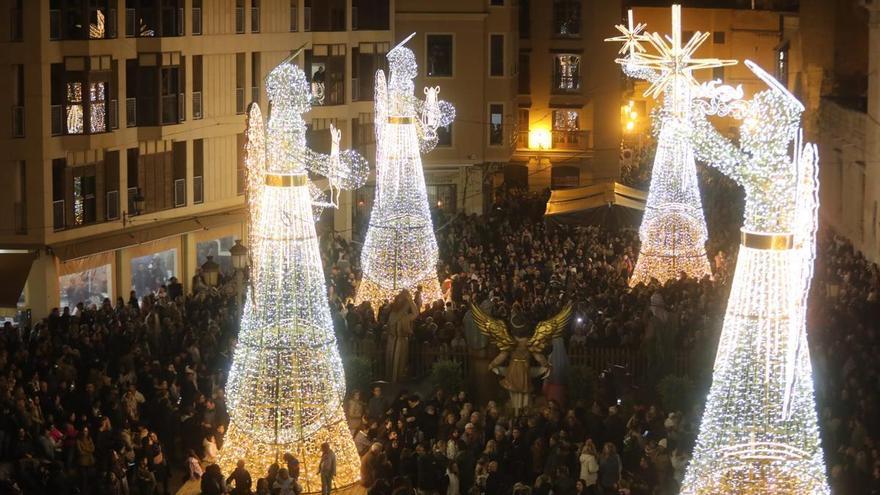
90 82 107 133
426 34 453 77
552 0 580 37
66 82 84 134
554 55 580 91
489 104 504 146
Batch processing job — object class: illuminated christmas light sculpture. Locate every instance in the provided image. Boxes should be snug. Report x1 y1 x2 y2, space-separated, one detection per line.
218 51 368 493
355 34 455 309
680 60 829 495
607 7 735 285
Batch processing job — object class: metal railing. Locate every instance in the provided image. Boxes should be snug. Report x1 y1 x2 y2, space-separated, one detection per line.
51 105 63 136
49 10 61 40
53 200 65 231
235 7 244 33
174 178 186 207
106 190 119 220
192 91 203 119
178 92 185 122
193 176 204 204
192 7 202 35
236 87 245 114
11 106 24 137
109 99 118 129
512 130 590 150
161 94 179 124
251 7 260 32
126 98 136 127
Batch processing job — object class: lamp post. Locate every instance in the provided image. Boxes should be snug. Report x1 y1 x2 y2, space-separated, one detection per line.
201 255 220 287
229 239 248 307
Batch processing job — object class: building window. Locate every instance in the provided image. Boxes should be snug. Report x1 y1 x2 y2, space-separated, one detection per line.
236 52 246 113
354 42 390 102
553 54 580 92
51 0 117 40
130 248 177 297
59 264 111 309
519 0 530 39
517 108 529 148
437 124 452 147
777 45 789 86
490 34 504 77
194 138 204 203
552 109 580 149
125 0 183 37
713 31 725 44
353 0 390 30
197 236 236 275
12 64 24 137
712 66 724 83
235 0 245 33
55 57 113 135
192 0 202 34
518 52 530 94
126 52 183 126
307 44 346 106
489 104 504 146
290 0 298 31
11 0 23 41
491 0 504 5
251 0 260 32
306 0 346 32
552 0 580 38
72 170 97 226
426 34 453 77
427 184 457 212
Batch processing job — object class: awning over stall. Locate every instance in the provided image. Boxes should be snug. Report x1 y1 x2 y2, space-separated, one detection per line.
544 181 646 229
0 250 37 307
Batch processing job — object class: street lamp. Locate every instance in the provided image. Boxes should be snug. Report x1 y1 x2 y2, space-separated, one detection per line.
230 239 248 271
201 255 220 287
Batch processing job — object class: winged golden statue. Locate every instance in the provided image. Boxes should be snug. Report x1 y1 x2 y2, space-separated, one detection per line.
472 302 572 414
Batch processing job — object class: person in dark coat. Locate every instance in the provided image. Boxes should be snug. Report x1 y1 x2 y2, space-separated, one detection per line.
226 460 253 495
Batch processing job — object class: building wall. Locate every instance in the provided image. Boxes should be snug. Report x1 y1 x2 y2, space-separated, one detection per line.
0 0 393 316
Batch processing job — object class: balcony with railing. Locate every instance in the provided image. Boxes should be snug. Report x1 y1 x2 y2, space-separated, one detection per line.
236 88 245 114
11 106 24 137
51 105 63 136
513 129 591 151
192 92 203 119
53 200 66 231
126 98 137 127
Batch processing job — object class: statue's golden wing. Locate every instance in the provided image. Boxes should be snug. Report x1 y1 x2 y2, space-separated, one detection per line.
528 302 572 353
471 303 514 351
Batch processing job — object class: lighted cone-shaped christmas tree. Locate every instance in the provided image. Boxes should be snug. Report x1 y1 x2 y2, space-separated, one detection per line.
607 7 734 285
218 52 368 493
355 34 455 310
681 60 829 494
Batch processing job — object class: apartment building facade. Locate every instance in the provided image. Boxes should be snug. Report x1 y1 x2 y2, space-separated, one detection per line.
0 0 393 318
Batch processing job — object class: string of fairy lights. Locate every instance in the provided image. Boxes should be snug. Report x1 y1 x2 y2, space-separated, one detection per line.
355 34 456 309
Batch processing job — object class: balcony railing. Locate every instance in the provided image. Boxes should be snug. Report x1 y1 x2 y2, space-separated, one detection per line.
11 106 24 137
109 99 118 129
106 190 119 220
13 201 26 234
193 91 203 119
192 7 202 34
236 87 245 114
513 130 590 150
235 7 245 33
51 105 63 136
161 94 180 124
251 7 260 32
194 175 204 204
53 200 65 231
126 98 136 127
174 178 186 207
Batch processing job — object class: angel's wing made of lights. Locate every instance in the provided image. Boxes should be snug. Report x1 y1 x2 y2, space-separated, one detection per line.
302 148 370 191
528 303 572 354
375 69 388 146
471 303 515 352
244 103 267 300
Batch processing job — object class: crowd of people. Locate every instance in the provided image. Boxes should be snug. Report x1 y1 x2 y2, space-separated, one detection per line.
0 175 877 494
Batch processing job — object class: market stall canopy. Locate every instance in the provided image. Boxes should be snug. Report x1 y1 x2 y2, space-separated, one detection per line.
0 250 37 307
544 181 646 229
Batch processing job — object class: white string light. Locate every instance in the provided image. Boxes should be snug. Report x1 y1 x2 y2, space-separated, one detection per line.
607 6 735 286
355 35 456 309
218 59 367 492
679 60 829 495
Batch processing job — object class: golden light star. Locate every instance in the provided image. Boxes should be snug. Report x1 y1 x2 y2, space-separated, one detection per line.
605 9 648 57
616 5 737 99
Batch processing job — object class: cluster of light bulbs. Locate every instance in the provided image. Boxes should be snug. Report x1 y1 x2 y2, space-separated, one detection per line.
218 59 366 491
609 6 829 494
355 35 455 309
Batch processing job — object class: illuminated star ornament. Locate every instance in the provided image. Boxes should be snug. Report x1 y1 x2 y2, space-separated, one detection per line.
605 9 648 57
217 47 368 492
355 33 456 312
620 5 736 99
607 6 732 286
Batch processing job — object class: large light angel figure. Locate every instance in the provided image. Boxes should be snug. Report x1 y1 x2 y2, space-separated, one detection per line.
218 51 368 492
680 60 829 495
607 6 735 286
355 33 455 310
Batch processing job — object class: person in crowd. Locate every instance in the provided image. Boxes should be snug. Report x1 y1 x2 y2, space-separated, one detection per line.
319 442 337 495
